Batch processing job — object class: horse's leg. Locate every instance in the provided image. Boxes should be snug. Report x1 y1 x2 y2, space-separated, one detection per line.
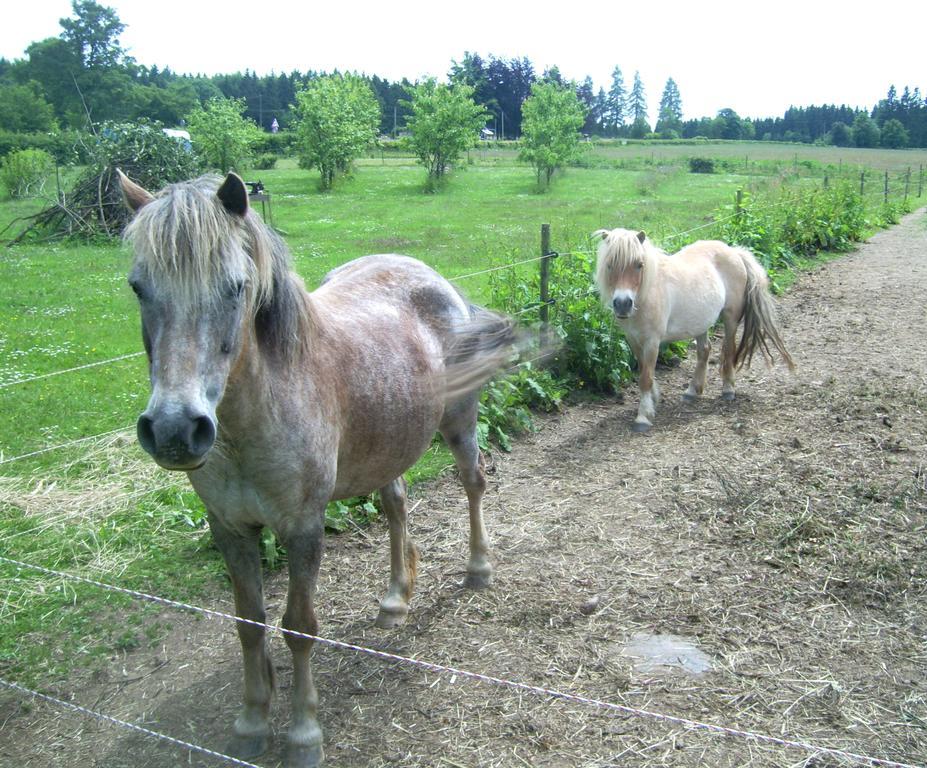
720 311 738 400
375 477 419 629
280 520 325 768
440 398 492 589
684 333 711 401
209 516 275 759
633 341 660 432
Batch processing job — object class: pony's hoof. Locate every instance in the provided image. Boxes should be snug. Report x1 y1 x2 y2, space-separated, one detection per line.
375 606 409 629
375 596 409 629
286 741 324 768
721 391 736 402
631 420 652 433
463 570 493 590
228 732 270 760
682 392 698 403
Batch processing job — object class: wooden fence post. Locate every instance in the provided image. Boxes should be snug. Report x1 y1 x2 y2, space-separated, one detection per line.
540 224 551 324
919 165 924 198
860 171 865 197
884 171 889 205
904 167 910 203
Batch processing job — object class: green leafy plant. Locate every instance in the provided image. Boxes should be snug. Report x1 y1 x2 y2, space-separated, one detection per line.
186 97 262 174
0 148 54 198
402 78 487 192
293 74 381 190
519 81 587 189
478 362 564 451
688 157 715 173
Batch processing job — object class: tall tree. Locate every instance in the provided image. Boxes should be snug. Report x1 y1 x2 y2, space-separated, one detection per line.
577 76 597 135
628 71 647 123
59 0 128 69
519 80 586 189
627 71 649 136
186 96 262 174
402 79 487 190
655 77 683 136
293 74 380 190
604 66 627 136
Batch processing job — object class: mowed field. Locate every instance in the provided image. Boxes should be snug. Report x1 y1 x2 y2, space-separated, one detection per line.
0 140 925 767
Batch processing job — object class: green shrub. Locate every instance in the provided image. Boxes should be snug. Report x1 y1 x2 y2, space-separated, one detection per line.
252 153 278 170
688 157 715 174
0 148 54 198
478 362 564 451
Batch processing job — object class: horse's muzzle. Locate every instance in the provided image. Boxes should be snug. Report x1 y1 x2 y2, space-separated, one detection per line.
137 409 216 471
612 296 634 318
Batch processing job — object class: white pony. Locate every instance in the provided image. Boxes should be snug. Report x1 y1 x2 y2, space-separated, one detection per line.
595 228 795 432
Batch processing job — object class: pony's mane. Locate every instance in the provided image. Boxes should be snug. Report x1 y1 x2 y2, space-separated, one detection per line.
123 174 311 361
593 227 665 305
593 228 665 272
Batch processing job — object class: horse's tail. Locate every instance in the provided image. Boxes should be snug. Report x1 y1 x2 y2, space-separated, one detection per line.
442 305 520 401
734 248 796 371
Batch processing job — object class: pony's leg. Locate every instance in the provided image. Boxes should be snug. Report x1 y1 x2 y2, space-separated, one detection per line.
280 521 325 768
375 477 419 629
440 398 492 589
208 516 275 759
684 333 711 401
720 311 738 400
633 341 660 432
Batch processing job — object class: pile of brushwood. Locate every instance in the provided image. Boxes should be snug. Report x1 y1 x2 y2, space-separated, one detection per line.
6 121 199 243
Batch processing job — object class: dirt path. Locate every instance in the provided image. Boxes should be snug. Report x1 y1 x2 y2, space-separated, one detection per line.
3 209 926 767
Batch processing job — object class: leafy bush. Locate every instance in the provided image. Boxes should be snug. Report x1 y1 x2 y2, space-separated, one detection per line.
478 362 564 451
688 157 715 173
0 148 54 198
252 153 278 170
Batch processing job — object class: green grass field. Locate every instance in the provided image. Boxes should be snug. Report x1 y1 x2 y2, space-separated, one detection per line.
0 141 922 686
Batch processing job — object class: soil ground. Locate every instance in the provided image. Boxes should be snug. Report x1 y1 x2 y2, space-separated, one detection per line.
2 208 926 768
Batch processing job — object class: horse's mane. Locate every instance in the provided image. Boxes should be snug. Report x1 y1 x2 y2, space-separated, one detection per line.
593 228 665 302
123 174 311 361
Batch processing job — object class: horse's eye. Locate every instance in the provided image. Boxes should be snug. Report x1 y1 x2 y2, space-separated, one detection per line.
635 262 643 270
231 281 245 299
129 279 146 300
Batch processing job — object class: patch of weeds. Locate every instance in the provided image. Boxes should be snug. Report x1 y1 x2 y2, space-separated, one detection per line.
325 497 379 534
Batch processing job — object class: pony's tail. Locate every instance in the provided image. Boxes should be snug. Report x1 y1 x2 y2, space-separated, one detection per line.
734 248 796 371
442 305 521 401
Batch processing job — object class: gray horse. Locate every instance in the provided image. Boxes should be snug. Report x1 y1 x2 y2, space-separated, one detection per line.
119 171 515 767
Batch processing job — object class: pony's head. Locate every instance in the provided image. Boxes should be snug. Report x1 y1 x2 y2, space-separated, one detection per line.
593 228 654 319
120 171 291 470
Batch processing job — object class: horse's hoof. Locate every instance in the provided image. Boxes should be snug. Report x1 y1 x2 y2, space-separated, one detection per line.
721 391 736 402
631 421 652 433
463 570 493 590
682 392 697 403
286 741 324 768
375 605 409 629
228 732 270 760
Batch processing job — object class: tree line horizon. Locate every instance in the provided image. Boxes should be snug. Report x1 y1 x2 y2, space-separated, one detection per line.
2 0 925 150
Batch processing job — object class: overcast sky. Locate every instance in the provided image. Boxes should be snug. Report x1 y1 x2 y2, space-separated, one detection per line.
3 0 924 121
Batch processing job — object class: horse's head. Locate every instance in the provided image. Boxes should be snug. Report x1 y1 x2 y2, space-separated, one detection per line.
594 228 650 319
120 171 265 471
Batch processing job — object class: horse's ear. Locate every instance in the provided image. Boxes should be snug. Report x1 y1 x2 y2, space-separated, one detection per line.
217 173 249 217
636 230 646 243
117 168 153 213
593 229 610 241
